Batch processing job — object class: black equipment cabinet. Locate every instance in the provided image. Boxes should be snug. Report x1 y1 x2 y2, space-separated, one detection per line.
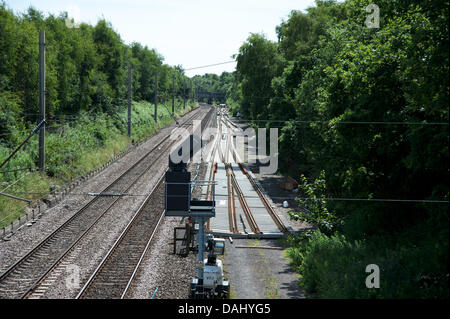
165 170 191 215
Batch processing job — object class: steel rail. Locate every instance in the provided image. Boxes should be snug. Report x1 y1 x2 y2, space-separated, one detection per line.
239 164 288 234
229 175 238 233
3 135 169 298
223 115 287 235
229 169 261 234
222 115 239 233
227 167 234 233
205 141 218 231
226 165 239 233
221 115 258 234
120 208 165 299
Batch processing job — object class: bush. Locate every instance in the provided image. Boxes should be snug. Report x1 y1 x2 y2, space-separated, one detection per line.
287 230 449 299
289 171 339 235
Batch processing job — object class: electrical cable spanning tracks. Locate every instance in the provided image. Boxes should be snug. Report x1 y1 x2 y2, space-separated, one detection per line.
0 107 204 299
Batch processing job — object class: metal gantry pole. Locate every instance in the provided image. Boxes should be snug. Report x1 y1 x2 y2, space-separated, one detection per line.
190 80 193 104
172 73 175 114
38 30 46 174
127 65 132 138
154 70 158 122
196 217 205 282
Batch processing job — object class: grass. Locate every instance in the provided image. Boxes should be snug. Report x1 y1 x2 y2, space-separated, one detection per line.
0 99 196 229
218 254 235 299
0 172 51 228
264 276 280 299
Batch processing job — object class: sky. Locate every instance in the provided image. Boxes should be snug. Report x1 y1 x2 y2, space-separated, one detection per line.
6 0 316 77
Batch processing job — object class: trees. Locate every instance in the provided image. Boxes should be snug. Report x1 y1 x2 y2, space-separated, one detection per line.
0 3 197 185
236 33 282 120
0 4 193 119
191 72 236 104
234 0 449 298
0 3 199 229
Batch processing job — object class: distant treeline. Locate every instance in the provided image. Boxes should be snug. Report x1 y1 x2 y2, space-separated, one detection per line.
191 72 235 104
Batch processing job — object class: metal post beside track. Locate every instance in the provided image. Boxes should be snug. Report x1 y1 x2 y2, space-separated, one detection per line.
128 65 132 138
154 70 158 122
197 216 205 282
172 73 175 114
184 78 186 108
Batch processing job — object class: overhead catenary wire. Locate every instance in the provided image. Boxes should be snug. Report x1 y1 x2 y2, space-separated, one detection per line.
285 196 449 204
184 60 236 71
3 93 447 128
5 115 446 128
1 109 446 204
14 102 191 126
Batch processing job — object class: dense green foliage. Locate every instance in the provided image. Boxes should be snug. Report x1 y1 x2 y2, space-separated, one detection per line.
0 3 196 227
234 0 449 298
0 3 194 144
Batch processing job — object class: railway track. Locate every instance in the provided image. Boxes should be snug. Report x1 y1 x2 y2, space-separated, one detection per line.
223 128 239 234
0 107 204 299
227 165 239 233
77 107 216 299
76 175 165 299
205 132 218 232
228 165 261 234
220 113 258 234
217 111 287 235
239 164 288 234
